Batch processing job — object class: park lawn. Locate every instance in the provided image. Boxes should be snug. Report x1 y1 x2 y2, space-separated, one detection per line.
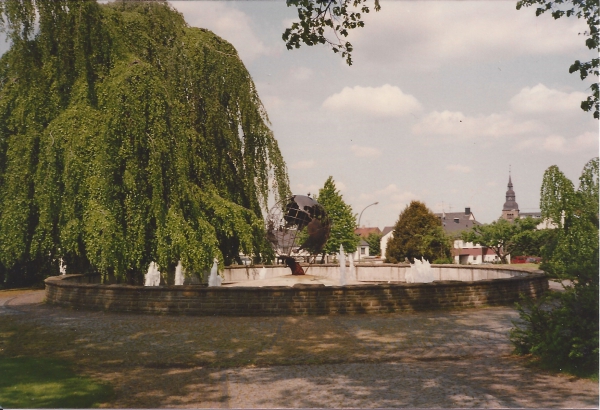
0 357 113 408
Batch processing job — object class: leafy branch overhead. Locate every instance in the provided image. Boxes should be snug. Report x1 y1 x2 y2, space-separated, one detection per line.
517 0 599 118
283 0 380 65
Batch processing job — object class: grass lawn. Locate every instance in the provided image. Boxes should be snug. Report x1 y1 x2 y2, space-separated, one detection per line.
0 357 113 408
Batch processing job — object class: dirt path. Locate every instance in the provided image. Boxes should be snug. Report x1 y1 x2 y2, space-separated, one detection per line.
0 289 597 408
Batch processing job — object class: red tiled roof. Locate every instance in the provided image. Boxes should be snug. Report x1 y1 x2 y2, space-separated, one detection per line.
354 227 381 238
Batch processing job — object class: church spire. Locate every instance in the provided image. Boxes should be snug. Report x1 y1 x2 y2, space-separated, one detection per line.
502 168 519 220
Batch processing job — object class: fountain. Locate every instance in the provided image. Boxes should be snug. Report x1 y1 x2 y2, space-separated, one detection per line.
45 199 548 315
208 258 222 287
175 261 184 286
339 244 347 286
47 261 549 315
406 257 434 283
144 262 161 286
59 258 66 275
265 195 331 276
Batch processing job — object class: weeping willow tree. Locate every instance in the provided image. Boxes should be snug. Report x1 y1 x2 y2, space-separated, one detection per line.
0 0 290 286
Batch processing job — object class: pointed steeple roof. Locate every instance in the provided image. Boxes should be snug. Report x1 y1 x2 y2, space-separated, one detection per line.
503 170 519 211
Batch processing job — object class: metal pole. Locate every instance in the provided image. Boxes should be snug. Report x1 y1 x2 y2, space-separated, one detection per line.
357 201 378 262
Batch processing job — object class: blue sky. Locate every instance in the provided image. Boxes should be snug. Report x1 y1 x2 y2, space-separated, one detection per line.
3 1 597 227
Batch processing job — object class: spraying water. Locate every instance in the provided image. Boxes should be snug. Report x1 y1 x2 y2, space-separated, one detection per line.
348 253 356 281
208 258 222 287
175 260 184 286
407 257 434 283
144 262 161 286
339 244 347 286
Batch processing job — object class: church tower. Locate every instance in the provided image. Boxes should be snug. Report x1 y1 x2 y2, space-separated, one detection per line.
501 170 519 221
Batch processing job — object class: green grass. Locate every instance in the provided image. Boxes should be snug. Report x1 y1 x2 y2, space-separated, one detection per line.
0 357 113 408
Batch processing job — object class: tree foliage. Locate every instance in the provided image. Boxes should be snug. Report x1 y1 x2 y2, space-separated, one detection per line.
314 176 359 255
283 0 380 65
510 157 599 375
517 0 599 118
461 217 539 263
386 201 451 264
364 232 382 256
0 0 290 286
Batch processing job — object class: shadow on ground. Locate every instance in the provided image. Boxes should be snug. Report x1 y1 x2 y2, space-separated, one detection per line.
0 289 597 408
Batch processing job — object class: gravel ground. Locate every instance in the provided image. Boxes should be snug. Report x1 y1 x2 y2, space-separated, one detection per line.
0 289 597 408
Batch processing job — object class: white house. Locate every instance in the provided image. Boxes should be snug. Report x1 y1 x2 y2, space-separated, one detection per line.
452 239 504 264
379 226 395 261
352 239 371 261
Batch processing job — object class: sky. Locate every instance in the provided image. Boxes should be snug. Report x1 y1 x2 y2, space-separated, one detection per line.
2 1 598 228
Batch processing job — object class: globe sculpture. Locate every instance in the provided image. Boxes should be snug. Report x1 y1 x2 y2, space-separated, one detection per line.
265 195 331 275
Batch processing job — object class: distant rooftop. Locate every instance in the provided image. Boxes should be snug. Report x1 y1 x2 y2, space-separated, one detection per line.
434 208 480 236
354 227 382 238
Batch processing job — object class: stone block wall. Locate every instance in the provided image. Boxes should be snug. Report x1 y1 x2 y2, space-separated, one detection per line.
45 270 548 316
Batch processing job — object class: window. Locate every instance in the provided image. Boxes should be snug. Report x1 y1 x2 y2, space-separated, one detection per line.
361 247 366 255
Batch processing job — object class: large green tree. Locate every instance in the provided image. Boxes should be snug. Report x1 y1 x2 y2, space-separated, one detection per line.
510 157 599 375
461 217 540 263
386 201 451 264
315 176 359 256
517 0 599 118
0 0 289 286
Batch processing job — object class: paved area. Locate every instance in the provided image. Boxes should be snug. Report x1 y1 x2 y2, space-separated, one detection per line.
0 289 597 408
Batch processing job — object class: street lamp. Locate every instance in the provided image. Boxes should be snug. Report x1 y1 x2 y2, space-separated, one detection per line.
357 201 378 262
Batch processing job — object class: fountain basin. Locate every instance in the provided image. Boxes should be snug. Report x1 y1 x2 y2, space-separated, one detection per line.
44 264 548 315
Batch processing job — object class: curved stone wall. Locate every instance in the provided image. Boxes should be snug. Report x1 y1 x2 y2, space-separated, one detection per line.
45 265 548 316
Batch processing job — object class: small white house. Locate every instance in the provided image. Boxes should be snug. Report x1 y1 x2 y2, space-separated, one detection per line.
352 239 370 261
379 226 395 261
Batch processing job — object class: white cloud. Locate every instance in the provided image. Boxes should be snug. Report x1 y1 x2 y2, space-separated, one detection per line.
509 84 588 114
389 191 420 211
446 164 472 173
290 160 316 170
322 84 422 118
350 2 590 69
359 185 420 213
289 66 313 81
412 111 540 138
359 184 400 202
350 144 382 158
171 2 273 62
515 131 598 153
377 184 401 196
293 183 319 196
